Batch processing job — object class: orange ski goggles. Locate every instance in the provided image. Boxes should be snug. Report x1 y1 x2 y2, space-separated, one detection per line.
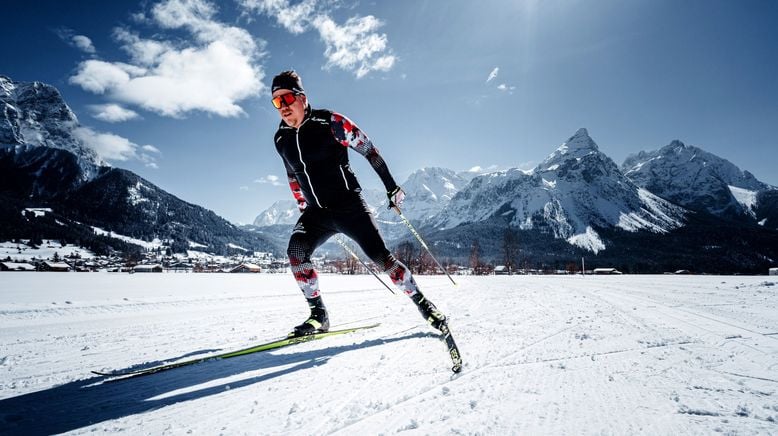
271 93 299 109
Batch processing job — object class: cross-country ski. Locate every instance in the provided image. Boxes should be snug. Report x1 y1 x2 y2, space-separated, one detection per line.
92 323 381 379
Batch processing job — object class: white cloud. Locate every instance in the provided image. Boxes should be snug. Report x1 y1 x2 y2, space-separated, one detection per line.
73 127 159 168
313 15 395 78
497 83 516 93
74 127 138 161
254 174 282 186
140 154 160 169
239 0 317 34
69 60 145 94
239 186 250 191
89 103 140 122
238 0 396 78
142 144 161 153
486 67 499 83
55 28 97 55
484 68 515 94
69 0 265 118
467 165 501 174
113 28 173 66
72 35 96 54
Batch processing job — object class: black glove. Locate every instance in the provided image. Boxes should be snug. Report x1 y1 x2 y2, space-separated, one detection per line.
387 186 406 209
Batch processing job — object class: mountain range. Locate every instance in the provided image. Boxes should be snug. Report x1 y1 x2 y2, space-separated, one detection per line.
2 75 776 272
254 130 778 273
0 76 276 256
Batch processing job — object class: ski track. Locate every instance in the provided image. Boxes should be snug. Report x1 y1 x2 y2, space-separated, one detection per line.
1 273 777 434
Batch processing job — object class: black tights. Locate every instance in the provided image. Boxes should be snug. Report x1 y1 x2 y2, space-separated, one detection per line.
287 198 419 299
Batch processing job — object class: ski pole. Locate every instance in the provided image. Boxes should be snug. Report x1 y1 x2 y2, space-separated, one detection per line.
334 236 395 294
389 204 457 286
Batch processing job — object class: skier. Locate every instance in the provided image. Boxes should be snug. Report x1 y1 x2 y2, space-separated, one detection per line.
271 70 447 337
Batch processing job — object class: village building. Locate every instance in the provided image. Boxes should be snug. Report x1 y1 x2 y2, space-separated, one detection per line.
133 264 163 273
229 263 261 273
0 262 37 271
169 262 193 272
493 265 510 275
40 261 71 272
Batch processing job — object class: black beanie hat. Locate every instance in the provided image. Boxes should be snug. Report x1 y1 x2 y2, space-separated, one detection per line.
271 71 305 94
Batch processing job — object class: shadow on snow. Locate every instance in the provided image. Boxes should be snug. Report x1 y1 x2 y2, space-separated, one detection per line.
0 332 433 435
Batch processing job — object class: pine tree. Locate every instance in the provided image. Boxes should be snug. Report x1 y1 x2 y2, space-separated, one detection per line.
470 240 481 275
502 229 519 274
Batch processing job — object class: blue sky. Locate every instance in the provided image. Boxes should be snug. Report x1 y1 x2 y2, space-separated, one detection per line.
2 0 777 224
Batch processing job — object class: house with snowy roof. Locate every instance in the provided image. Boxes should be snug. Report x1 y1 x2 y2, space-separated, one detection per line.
229 263 262 273
133 264 163 273
40 261 71 272
0 262 36 271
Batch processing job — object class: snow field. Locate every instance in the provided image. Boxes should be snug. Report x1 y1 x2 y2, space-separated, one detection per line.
1 273 777 434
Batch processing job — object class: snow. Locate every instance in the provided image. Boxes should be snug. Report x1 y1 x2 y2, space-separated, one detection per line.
2 274 777 434
618 189 685 233
188 240 207 249
0 240 95 261
22 207 52 217
127 182 150 206
92 226 164 250
421 184 438 201
617 211 655 232
183 250 231 264
227 243 249 252
566 226 606 253
0 76 16 95
729 185 758 214
0 262 36 271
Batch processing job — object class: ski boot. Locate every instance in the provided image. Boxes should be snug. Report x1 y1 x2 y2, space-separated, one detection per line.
411 292 446 331
288 296 330 337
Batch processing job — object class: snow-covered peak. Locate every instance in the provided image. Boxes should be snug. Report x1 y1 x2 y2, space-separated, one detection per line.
252 166 473 241
562 128 598 153
0 75 16 98
569 127 595 146
0 76 102 179
431 129 686 253
668 139 687 151
539 128 600 171
624 140 766 190
622 139 771 219
253 200 299 226
402 167 467 202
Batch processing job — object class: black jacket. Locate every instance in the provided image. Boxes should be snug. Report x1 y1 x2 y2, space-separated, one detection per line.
274 107 397 209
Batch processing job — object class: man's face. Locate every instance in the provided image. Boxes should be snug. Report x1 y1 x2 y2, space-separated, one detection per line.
272 89 307 128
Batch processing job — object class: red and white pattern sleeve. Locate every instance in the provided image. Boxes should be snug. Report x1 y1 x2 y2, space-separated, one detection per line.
330 112 397 192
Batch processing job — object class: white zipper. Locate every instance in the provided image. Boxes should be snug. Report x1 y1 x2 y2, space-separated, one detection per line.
339 165 350 190
295 119 322 207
